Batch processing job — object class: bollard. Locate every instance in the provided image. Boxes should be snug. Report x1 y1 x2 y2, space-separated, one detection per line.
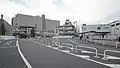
70 44 74 52
75 46 78 52
93 48 99 58
102 50 108 60
103 40 105 46
94 40 96 44
116 41 118 48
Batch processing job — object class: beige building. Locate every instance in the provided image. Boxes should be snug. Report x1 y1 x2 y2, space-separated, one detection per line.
12 14 60 35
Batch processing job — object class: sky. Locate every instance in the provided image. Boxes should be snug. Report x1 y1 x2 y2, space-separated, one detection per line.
0 0 120 26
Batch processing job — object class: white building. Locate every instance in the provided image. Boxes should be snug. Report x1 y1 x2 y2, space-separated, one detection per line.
81 19 120 40
56 20 76 36
109 20 120 36
82 24 110 33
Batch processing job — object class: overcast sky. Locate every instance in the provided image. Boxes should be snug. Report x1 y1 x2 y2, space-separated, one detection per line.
0 0 120 25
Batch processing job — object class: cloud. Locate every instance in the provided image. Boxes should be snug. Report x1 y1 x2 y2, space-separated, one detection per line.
8 0 39 8
1 0 120 25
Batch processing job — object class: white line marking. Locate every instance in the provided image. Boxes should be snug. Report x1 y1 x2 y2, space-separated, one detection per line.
81 51 95 53
16 40 32 68
31 40 120 68
0 46 17 48
106 56 120 60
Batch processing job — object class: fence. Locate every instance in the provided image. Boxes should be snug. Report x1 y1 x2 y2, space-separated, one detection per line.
102 50 120 60
76 45 99 58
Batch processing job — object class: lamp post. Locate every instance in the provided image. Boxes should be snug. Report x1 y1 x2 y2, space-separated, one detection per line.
73 21 78 35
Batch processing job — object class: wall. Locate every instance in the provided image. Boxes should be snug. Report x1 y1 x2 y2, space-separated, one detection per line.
45 19 60 32
0 36 15 40
0 19 12 36
82 24 110 33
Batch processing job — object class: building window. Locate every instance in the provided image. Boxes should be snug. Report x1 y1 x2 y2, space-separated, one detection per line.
97 27 101 30
116 23 120 26
111 24 115 27
104 27 109 29
116 28 119 30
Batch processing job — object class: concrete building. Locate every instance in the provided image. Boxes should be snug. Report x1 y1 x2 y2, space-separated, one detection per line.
82 24 110 33
0 15 12 36
81 19 120 40
56 19 76 36
109 20 120 36
12 14 60 36
81 24 110 39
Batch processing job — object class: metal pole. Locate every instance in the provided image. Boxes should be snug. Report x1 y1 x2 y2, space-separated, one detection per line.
93 48 99 58
103 50 107 60
71 44 74 52
103 40 105 46
75 46 77 52
116 41 118 48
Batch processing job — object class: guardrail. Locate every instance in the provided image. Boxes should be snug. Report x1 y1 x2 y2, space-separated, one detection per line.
54 41 60 47
52 38 59 46
76 45 99 58
68 39 79 45
102 50 120 60
61 43 74 51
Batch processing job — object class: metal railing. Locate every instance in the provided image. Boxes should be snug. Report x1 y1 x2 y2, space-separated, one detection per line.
68 39 79 45
54 41 60 47
52 38 59 46
69 39 99 58
61 43 74 51
61 43 74 50
76 45 99 58
102 50 120 60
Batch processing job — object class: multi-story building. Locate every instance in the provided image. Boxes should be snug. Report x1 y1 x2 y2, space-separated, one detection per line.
12 14 60 36
81 19 120 40
56 19 76 36
109 20 120 36
81 23 111 39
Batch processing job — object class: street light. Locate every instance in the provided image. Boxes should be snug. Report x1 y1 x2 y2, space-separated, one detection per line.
73 21 78 35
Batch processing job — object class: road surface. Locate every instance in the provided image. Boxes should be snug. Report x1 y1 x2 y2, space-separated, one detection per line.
19 39 111 68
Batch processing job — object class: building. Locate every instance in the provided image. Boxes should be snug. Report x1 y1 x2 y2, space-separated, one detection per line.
0 15 12 36
12 14 60 36
56 19 76 36
81 23 111 40
109 20 120 36
81 19 120 40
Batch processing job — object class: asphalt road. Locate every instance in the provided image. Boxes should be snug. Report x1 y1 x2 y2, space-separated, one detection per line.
0 39 27 68
19 39 111 68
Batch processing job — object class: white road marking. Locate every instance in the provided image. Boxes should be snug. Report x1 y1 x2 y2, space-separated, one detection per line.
0 46 17 48
62 50 70 53
106 56 120 60
81 51 94 53
16 40 32 68
108 64 120 68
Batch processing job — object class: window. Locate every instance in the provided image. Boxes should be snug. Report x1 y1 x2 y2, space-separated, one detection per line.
116 23 120 26
104 27 109 29
116 28 119 30
97 27 101 30
111 24 115 27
